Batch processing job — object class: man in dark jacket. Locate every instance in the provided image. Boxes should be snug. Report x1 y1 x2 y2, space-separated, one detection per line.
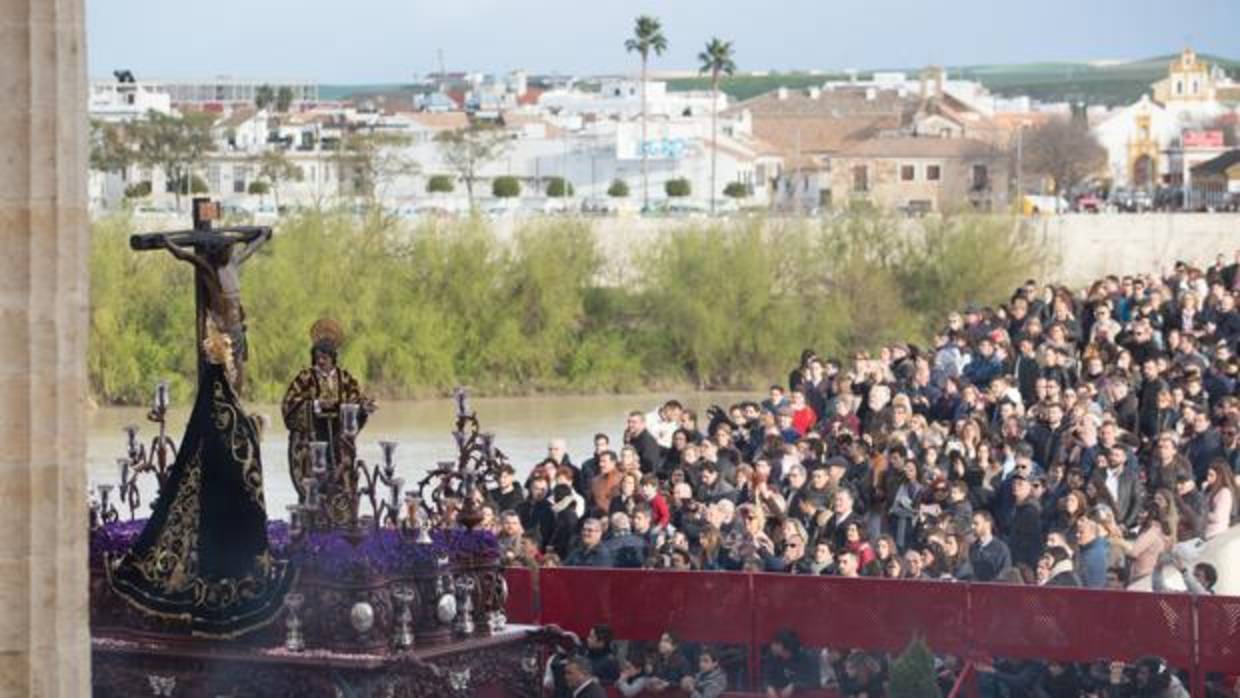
970 511 1013 582
517 476 556 549
566 518 613 568
625 411 663 476
1006 474 1044 568
762 629 818 697
602 513 648 569
563 655 607 698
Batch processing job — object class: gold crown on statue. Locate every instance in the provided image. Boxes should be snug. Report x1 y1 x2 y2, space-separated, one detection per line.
309 318 345 352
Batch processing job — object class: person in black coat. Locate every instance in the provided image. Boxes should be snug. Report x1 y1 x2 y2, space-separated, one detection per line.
563 655 608 698
625 411 664 476
1005 475 1044 568
762 629 819 697
517 476 556 550
969 511 1013 582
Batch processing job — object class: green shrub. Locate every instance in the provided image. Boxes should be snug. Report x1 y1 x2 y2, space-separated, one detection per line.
247 180 271 196
124 181 152 199
546 177 574 198
492 176 521 198
888 637 941 698
607 179 630 198
723 182 749 199
86 210 1045 404
665 178 691 198
427 174 455 193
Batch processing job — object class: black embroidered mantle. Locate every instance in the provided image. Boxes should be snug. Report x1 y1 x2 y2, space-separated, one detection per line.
108 363 294 638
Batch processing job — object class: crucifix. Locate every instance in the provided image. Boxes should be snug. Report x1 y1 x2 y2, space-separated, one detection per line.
130 197 272 391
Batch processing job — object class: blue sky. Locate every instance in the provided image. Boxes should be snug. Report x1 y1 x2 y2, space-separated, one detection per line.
88 0 1240 82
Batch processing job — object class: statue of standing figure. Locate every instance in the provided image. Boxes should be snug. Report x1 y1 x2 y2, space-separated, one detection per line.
281 319 377 528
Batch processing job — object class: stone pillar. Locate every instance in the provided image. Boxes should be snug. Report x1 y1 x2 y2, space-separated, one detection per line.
0 0 91 696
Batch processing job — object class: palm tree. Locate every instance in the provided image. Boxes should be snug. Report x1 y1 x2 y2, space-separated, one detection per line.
625 15 667 211
699 37 736 216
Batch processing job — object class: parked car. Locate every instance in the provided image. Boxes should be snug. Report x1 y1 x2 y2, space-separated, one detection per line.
1111 188 1153 213
1073 193 1103 213
1153 187 1184 211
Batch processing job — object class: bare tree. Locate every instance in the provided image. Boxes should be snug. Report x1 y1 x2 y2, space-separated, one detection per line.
1022 118 1106 196
435 124 511 209
251 149 304 209
336 130 419 207
133 110 216 210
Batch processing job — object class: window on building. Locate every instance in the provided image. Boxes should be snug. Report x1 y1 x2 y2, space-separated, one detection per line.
972 165 989 191
901 165 916 181
927 165 941 181
233 165 249 194
1191 80 1199 95
852 165 869 192
1176 80 1183 95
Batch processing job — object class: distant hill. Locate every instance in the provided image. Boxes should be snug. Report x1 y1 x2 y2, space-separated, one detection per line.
316 54 1240 108
666 53 1240 106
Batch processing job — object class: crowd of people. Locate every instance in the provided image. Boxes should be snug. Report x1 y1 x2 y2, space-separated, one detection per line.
492 252 1240 697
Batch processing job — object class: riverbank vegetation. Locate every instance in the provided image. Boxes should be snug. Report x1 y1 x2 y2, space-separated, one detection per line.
89 210 1048 405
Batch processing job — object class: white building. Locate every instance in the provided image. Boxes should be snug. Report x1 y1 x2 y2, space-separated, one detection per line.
88 81 173 122
1090 49 1240 188
538 80 724 120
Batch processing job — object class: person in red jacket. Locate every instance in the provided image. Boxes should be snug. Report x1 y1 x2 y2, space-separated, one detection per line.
789 389 818 436
640 475 671 528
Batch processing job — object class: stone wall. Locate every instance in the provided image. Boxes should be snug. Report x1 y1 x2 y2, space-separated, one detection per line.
1026 213 1240 284
0 1 91 695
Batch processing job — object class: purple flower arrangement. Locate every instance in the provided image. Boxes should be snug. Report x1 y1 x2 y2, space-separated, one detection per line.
89 519 498 581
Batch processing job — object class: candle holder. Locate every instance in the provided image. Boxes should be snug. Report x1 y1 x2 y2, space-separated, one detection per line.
116 457 141 520
340 403 360 438
309 441 330 472
112 382 178 519
412 387 512 533
392 584 416 650
287 504 305 540
154 379 169 413
96 484 119 526
302 477 321 512
283 593 305 652
454 577 475 636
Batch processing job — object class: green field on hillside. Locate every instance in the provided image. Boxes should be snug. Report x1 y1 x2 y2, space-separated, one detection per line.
666 53 1240 106
319 53 1239 108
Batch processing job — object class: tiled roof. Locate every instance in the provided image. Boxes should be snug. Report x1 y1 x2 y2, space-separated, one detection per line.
407 112 470 130
727 86 918 118
1191 149 1240 176
835 136 1001 159
750 114 900 156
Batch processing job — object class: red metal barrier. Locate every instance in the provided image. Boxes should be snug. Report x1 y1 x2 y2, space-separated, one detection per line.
1197 594 1240 673
505 566 538 625
967 582 1195 667
536 567 752 643
504 568 1238 693
753 575 971 657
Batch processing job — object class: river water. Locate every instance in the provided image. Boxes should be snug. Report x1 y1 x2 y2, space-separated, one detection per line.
87 392 753 519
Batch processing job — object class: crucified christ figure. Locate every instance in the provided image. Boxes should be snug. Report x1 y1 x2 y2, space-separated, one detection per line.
162 229 271 391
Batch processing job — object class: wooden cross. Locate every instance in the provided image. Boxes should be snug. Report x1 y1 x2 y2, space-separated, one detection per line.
129 198 272 388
